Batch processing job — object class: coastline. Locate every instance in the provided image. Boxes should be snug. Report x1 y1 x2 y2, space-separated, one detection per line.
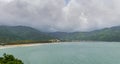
0 43 54 49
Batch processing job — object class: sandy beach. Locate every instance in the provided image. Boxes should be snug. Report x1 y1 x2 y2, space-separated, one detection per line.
0 43 61 49
0 43 47 49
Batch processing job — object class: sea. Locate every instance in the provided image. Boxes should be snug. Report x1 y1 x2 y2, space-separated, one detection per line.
0 42 120 64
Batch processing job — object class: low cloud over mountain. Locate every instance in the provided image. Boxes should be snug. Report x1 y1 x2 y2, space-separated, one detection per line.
0 0 120 32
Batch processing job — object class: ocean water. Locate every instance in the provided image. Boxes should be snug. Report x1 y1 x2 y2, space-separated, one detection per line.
0 42 120 64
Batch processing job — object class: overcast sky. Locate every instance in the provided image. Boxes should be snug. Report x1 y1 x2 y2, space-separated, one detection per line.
0 0 120 32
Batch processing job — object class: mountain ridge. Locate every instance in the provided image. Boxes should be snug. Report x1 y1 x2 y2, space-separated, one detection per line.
0 26 55 44
50 26 120 42
0 25 120 44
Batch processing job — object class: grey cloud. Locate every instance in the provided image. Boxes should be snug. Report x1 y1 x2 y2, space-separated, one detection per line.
0 0 120 32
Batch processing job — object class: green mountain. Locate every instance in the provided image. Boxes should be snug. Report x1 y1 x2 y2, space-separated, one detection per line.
0 26 55 44
50 26 120 42
0 25 120 44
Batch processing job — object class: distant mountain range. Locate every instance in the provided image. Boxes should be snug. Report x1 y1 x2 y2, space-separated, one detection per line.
0 26 55 44
0 25 120 44
51 26 120 42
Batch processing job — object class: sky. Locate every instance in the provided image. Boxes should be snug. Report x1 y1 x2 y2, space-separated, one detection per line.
0 0 120 32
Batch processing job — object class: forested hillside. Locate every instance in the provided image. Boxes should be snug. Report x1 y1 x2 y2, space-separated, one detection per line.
51 26 120 42
0 26 55 44
0 25 120 44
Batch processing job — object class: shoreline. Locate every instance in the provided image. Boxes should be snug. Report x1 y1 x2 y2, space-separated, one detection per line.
1 41 118 49
0 43 56 49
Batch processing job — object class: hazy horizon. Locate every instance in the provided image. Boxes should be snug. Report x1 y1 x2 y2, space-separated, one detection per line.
0 0 120 32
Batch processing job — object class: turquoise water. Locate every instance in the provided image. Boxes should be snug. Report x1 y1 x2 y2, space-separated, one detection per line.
0 42 120 64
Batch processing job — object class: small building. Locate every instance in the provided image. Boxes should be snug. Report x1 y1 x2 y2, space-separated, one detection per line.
49 39 60 42
0 43 5 46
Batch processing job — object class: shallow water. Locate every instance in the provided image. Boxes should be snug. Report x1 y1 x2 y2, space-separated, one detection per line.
0 42 120 64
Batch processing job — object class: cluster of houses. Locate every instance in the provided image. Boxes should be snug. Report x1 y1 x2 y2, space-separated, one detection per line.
0 43 5 46
49 39 60 42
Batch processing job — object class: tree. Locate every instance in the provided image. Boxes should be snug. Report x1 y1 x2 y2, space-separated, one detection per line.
0 53 24 64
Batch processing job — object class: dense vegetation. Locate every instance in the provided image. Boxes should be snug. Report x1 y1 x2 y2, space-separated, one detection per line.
0 25 120 44
0 53 23 64
50 26 120 42
0 26 55 44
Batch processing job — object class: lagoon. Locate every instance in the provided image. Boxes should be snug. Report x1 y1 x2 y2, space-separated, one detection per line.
0 42 120 64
